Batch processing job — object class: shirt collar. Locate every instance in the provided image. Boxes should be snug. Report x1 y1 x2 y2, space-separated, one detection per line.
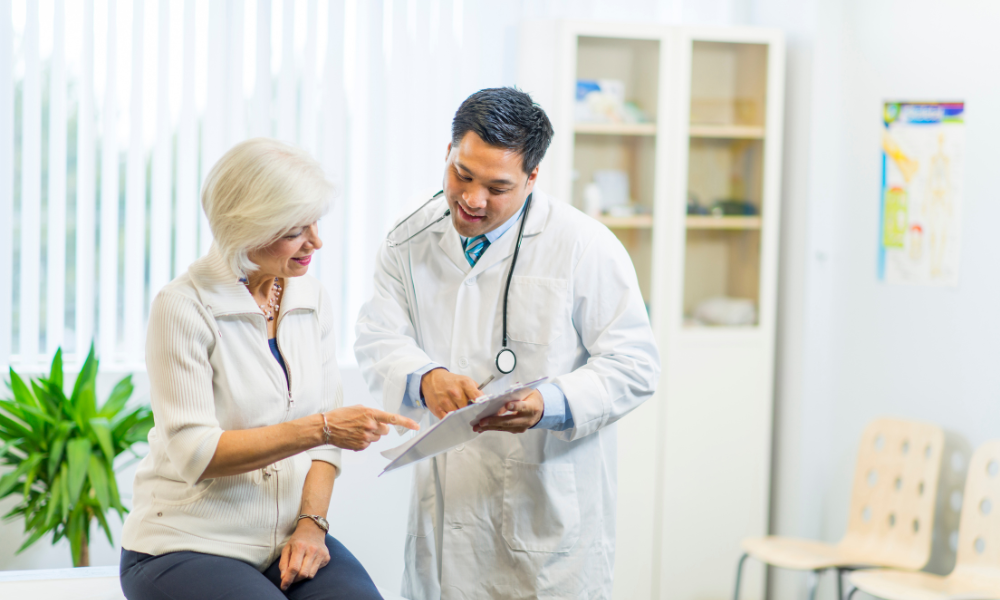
462 197 528 245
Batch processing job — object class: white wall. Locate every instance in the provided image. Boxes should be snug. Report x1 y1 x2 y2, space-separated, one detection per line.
759 0 1000 598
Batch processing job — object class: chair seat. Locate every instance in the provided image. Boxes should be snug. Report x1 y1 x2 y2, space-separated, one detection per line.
850 569 1000 600
742 536 881 571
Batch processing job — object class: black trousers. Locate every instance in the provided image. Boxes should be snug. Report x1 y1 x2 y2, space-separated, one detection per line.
119 535 382 600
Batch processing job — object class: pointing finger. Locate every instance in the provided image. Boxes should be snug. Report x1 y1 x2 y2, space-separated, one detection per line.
372 410 420 431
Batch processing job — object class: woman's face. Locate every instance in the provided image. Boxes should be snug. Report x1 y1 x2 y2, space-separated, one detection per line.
248 222 323 279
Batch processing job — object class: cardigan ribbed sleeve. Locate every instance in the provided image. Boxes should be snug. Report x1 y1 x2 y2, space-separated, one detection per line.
306 288 343 473
145 291 225 486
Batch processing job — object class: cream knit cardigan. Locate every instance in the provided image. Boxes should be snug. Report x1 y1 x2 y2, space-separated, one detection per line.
121 246 343 570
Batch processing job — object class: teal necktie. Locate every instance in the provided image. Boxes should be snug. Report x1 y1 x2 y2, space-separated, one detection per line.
463 235 490 266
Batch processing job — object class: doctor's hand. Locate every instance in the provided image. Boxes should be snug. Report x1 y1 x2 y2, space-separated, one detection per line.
420 368 484 419
321 406 419 451
473 390 544 434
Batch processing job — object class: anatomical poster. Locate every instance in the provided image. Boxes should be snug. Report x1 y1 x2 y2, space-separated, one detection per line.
878 101 964 286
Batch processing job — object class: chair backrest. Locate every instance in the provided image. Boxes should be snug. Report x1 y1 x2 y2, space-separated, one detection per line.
839 418 945 570
952 440 1000 581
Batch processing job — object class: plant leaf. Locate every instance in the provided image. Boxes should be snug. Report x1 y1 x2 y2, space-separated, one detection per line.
75 385 97 426
105 461 124 512
15 526 52 555
30 380 61 418
66 438 91 501
0 407 34 441
88 418 115 462
49 348 64 390
93 507 115 547
0 460 30 498
0 438 18 461
98 376 133 419
46 422 73 479
70 343 98 405
60 463 71 521
9 368 41 412
88 455 110 512
22 455 42 497
44 471 62 530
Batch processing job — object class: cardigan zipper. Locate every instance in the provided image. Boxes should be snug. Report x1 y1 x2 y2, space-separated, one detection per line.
275 310 297 408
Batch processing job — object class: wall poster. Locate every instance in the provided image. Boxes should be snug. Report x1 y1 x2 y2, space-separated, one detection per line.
878 101 964 286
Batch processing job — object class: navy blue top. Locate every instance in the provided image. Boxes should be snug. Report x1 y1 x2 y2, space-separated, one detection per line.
268 338 288 383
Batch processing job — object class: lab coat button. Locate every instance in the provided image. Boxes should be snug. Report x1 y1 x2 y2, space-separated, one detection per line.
458 357 469 368
456 445 465 452
465 277 476 286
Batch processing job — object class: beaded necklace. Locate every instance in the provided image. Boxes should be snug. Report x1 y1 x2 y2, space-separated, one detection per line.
240 277 282 321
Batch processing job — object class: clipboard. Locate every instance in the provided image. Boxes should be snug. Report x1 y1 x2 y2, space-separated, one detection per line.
379 377 550 475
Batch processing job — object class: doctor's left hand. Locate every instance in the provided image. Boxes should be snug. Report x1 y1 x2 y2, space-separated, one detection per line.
473 390 544 434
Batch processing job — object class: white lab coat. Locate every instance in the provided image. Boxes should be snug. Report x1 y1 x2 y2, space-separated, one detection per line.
355 190 660 600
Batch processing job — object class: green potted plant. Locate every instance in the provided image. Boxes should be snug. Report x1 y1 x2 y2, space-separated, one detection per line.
0 344 154 566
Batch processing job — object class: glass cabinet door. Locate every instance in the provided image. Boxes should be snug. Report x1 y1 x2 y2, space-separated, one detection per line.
682 41 768 327
572 35 660 309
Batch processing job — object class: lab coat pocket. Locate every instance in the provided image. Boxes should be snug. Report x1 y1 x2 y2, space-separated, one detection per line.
506 277 570 345
501 459 580 553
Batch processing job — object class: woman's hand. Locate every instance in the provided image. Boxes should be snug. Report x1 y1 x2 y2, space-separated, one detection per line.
323 406 419 450
279 518 330 590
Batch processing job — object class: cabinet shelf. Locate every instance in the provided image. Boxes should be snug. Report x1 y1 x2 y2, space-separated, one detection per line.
685 216 761 229
598 214 654 229
574 122 658 136
689 124 765 139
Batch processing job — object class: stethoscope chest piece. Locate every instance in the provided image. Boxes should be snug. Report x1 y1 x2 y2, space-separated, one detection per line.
496 348 517 374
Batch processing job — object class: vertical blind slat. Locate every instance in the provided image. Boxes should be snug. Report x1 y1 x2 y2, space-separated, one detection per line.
319 0 346 340
253 0 272 138
76 0 96 358
150 0 172 299
277 0 296 143
47 0 68 355
124 0 146 358
20 1 41 364
174 0 198 275
99 0 120 362
300 0 318 156
341 0 375 352
200 0 227 256
226 0 245 147
0 0 12 366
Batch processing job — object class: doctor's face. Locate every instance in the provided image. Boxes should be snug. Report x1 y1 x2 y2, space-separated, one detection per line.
443 131 538 238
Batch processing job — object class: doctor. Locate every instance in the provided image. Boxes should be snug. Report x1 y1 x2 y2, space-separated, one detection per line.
355 87 660 599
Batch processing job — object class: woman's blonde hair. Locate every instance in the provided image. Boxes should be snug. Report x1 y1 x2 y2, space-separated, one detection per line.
201 138 333 278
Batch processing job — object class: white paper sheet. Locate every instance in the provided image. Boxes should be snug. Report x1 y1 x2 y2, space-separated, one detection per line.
379 378 550 475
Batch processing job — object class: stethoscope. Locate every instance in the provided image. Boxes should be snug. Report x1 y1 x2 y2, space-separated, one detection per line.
385 191 533 374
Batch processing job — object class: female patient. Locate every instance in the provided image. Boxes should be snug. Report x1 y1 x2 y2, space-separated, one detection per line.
120 138 417 600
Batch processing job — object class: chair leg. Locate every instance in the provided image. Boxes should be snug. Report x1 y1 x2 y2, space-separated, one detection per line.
846 586 860 600
807 570 821 600
837 568 846 600
732 552 749 600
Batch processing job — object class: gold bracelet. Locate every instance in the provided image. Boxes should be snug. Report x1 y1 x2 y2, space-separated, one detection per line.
321 413 333 446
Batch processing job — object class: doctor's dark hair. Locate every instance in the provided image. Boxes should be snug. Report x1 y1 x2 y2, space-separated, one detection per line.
451 87 554 175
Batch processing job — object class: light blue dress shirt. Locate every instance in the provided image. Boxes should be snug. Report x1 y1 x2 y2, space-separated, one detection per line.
401 198 574 431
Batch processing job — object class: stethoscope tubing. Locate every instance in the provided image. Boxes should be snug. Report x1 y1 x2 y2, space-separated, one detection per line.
385 190 533 375
385 191 450 248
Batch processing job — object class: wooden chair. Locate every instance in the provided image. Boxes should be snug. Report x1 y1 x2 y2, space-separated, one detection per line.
847 440 1000 600
734 418 945 600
